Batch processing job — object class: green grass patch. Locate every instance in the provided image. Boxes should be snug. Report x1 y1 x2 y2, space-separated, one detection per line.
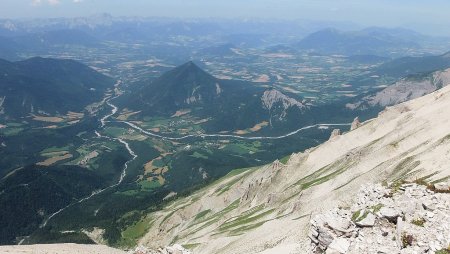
371 204 383 213
411 218 425 227
194 209 211 221
435 246 450 254
218 207 274 232
280 155 291 164
104 127 127 137
182 243 201 250
389 156 420 181
352 210 369 222
187 199 240 234
351 210 361 221
121 216 155 247
289 159 352 191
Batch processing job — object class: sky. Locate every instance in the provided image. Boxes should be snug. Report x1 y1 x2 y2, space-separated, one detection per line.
1 0 450 32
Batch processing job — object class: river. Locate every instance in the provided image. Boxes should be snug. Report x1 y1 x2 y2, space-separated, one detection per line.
41 92 350 228
40 96 137 228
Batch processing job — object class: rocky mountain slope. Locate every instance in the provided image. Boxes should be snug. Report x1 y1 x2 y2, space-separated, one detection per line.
129 85 450 253
347 68 450 110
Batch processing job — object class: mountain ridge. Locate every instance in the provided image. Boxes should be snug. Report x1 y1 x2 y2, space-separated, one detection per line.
132 85 450 253
117 61 309 132
0 57 115 119
296 27 421 56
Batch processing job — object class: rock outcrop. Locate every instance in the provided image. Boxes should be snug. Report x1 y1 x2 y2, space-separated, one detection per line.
329 129 341 140
261 89 305 111
261 89 305 119
350 117 361 131
309 183 450 254
347 68 450 110
130 244 191 254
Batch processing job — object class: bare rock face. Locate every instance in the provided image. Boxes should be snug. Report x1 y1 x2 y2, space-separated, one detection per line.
329 129 341 140
346 68 450 110
309 182 450 253
350 117 361 131
130 245 191 254
261 90 304 111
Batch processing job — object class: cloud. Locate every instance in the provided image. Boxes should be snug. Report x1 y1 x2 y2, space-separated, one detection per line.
31 0 61 6
31 0 42 6
48 0 60 5
73 0 83 3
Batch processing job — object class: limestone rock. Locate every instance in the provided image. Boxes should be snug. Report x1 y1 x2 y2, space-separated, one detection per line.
350 117 361 131
422 200 436 211
309 183 450 254
130 245 191 254
327 238 350 254
396 217 403 249
434 182 449 191
378 207 400 221
329 129 341 140
355 213 376 227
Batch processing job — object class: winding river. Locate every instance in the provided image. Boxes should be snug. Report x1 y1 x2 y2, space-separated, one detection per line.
120 120 351 141
41 97 137 228
41 92 350 228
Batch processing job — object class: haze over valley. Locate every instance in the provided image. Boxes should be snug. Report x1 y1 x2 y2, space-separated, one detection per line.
0 1 449 253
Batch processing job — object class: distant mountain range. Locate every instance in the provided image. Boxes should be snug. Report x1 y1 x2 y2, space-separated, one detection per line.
198 43 239 57
6 15 445 49
0 29 101 60
117 61 309 132
296 27 425 56
14 29 100 49
0 57 115 119
373 51 450 78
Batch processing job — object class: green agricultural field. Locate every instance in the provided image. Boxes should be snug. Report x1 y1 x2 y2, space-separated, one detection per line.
104 127 127 137
41 146 72 154
0 127 24 136
139 180 162 190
